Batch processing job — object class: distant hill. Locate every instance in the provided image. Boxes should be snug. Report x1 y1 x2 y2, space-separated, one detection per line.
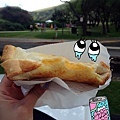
30 4 67 21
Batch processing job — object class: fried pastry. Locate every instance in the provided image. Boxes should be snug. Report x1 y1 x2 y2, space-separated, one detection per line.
1 45 110 85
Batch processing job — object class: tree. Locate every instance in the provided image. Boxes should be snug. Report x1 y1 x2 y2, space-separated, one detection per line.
110 0 120 31
89 0 117 34
51 9 69 35
81 0 92 36
60 0 92 36
59 0 120 36
0 6 34 29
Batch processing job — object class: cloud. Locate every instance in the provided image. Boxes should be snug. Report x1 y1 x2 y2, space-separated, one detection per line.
0 0 64 11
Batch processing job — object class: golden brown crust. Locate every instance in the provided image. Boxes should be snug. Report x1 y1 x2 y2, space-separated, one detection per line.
1 45 111 85
1 45 16 61
1 59 40 78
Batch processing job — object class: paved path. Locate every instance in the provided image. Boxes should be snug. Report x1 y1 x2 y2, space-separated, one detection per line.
0 37 67 55
0 37 120 57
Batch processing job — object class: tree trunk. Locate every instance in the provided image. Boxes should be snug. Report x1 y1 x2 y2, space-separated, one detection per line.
62 23 64 36
101 20 106 35
115 22 120 32
106 19 110 33
82 14 87 36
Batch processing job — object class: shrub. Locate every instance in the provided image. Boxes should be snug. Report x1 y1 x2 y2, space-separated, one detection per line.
13 23 25 31
0 19 25 31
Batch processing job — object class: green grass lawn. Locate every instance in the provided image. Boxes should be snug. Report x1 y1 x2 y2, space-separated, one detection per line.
0 29 80 40
0 25 120 40
97 81 120 115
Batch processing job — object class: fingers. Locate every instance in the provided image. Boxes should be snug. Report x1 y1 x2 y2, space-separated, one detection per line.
0 75 13 87
30 84 45 98
23 83 50 108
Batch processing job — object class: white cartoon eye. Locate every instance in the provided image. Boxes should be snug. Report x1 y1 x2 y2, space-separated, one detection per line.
88 41 100 62
74 40 86 52
74 40 86 60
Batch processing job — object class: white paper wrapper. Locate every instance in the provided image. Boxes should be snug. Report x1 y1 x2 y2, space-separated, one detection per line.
14 40 111 109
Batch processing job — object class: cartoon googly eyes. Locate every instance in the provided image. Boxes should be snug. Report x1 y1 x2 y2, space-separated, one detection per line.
73 39 86 60
73 40 100 62
88 40 100 62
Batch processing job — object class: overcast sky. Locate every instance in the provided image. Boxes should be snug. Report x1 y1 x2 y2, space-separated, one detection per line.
0 0 70 12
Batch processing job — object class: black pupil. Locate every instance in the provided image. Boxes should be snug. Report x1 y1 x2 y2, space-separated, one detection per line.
90 42 100 51
77 40 85 49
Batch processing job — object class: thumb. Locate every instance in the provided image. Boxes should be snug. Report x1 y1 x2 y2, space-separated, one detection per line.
23 84 47 108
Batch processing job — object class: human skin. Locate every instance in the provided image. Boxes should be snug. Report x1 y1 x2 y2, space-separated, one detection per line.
0 75 46 120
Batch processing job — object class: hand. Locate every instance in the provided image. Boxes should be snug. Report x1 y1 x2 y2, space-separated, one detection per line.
0 75 46 120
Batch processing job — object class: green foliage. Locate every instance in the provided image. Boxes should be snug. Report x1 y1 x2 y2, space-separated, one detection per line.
54 21 62 28
30 4 68 21
13 23 25 31
0 19 25 31
0 6 34 29
69 0 82 14
51 9 68 24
